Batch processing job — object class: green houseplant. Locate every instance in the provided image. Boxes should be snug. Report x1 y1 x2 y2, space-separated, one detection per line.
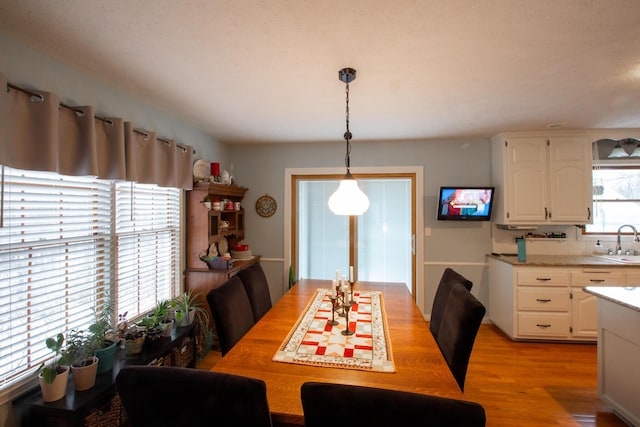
154 299 175 337
89 294 118 373
174 289 214 359
174 289 209 327
38 333 72 402
64 329 99 391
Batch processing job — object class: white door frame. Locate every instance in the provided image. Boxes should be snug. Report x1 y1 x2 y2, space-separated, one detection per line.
284 166 424 312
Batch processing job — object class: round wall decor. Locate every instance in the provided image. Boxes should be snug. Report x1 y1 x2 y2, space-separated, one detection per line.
255 194 277 217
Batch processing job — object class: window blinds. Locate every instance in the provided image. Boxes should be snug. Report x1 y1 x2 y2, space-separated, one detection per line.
0 167 111 389
0 167 181 399
115 182 179 318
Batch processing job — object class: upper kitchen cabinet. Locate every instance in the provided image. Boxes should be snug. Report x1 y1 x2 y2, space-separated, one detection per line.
491 132 593 225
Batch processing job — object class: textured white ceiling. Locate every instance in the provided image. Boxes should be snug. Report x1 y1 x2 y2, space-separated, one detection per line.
2 0 640 144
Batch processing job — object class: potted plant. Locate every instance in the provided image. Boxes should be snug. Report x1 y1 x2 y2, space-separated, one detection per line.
37 333 72 402
138 312 164 342
155 299 175 337
64 329 99 391
174 289 209 327
123 325 146 356
174 289 215 360
89 296 118 374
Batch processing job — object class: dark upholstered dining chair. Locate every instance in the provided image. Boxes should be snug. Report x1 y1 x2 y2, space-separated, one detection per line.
116 365 272 427
430 267 473 341
435 283 486 392
236 262 273 322
206 276 255 356
301 382 486 427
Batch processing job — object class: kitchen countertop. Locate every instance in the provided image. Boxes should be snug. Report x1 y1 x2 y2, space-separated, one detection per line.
584 286 640 312
486 253 636 267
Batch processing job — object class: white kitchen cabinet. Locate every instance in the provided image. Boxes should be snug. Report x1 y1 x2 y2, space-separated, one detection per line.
488 259 629 342
489 260 574 340
491 132 593 225
571 271 625 339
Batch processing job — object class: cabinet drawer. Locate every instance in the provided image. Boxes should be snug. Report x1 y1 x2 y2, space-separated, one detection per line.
517 287 570 312
517 270 570 286
518 312 570 338
572 272 625 286
626 271 640 287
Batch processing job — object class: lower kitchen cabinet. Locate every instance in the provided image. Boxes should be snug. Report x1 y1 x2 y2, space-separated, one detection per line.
488 258 630 342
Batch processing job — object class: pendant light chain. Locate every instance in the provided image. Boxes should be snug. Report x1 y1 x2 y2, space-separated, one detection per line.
344 81 352 172
328 67 369 216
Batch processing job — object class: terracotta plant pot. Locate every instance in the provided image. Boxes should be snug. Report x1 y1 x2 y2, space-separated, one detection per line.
39 366 70 402
71 356 98 391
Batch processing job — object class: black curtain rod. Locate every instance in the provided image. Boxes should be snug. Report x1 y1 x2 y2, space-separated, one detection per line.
6 81 195 154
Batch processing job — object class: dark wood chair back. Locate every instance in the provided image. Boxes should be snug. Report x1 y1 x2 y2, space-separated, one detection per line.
236 263 272 322
301 381 486 427
435 283 486 391
430 268 473 340
206 276 255 356
117 365 272 427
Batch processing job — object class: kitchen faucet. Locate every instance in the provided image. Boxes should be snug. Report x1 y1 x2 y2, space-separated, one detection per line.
616 224 639 255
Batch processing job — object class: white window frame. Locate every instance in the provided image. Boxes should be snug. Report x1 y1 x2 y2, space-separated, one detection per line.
585 163 640 236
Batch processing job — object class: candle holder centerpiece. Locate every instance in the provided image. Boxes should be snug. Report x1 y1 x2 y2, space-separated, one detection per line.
328 269 355 335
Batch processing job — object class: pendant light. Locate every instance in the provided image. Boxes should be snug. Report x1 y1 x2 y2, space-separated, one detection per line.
328 68 370 216
608 141 629 158
630 139 640 158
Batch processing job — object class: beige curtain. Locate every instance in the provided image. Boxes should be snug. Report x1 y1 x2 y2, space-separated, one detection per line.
1 73 193 189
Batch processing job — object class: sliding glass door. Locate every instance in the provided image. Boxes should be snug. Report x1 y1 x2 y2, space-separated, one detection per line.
294 174 415 294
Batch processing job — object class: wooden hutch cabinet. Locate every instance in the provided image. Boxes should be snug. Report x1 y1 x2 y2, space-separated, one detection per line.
185 183 260 329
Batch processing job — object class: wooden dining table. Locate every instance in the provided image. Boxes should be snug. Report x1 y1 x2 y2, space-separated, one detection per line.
211 279 463 427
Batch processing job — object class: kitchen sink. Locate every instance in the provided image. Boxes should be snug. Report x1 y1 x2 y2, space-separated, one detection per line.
598 255 640 264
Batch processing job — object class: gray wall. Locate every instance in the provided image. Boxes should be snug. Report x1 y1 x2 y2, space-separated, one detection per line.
229 138 494 314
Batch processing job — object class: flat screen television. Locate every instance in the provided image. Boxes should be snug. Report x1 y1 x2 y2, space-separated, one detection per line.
437 186 495 221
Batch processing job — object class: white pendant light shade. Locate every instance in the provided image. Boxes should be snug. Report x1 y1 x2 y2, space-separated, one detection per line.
630 145 640 158
608 143 629 158
328 176 370 215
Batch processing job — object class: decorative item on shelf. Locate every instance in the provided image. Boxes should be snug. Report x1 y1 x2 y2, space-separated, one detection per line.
202 197 212 210
230 243 253 260
193 159 209 182
210 162 220 178
218 236 229 255
328 67 370 216
201 255 234 270
221 170 231 185
256 194 277 217
212 199 222 211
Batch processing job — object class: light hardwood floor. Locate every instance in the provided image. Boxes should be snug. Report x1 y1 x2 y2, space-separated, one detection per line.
197 324 628 426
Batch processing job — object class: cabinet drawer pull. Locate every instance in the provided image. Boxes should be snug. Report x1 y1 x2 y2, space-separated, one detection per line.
536 323 552 328
536 277 552 281
536 298 552 303
589 279 605 283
